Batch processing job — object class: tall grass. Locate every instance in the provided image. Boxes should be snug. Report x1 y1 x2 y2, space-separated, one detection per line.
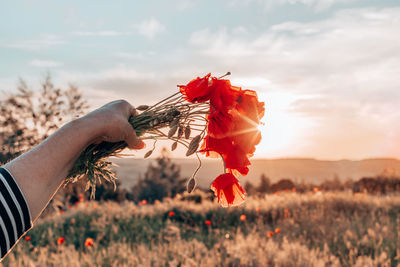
2 192 399 266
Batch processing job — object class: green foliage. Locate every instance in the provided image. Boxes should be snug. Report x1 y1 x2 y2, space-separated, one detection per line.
130 148 186 203
0 74 89 163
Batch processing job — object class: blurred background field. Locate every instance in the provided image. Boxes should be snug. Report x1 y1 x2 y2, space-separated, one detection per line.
1 190 399 267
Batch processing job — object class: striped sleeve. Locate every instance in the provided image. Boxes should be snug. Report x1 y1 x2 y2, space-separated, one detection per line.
0 167 32 259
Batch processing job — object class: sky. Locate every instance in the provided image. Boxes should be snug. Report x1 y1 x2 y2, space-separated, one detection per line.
1 0 399 160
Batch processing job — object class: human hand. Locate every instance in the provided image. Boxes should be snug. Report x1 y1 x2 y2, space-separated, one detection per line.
83 100 145 149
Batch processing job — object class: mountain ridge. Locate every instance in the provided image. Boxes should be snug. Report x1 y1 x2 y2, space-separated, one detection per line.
111 157 400 189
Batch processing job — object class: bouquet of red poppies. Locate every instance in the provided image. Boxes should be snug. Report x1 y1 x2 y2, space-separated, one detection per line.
67 72 265 207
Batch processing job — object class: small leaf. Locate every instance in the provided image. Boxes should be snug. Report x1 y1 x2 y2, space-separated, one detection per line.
144 150 153 158
171 141 178 151
184 125 191 139
168 125 178 138
187 178 196 193
186 135 201 156
137 105 149 111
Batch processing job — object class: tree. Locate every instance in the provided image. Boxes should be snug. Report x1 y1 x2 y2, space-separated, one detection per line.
130 148 186 203
257 174 271 193
0 74 89 163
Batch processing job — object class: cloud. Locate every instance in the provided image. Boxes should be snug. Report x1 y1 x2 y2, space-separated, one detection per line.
188 7 400 159
30 59 63 67
71 31 131 37
132 17 166 39
1 34 65 50
230 0 362 11
56 66 179 108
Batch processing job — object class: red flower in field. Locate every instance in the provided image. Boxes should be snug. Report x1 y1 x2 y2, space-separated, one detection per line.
275 228 281 234
240 214 246 221
24 235 31 241
205 220 212 226
85 237 94 247
266 231 274 238
292 187 296 192
57 237 65 245
210 173 246 207
178 73 212 103
168 211 175 217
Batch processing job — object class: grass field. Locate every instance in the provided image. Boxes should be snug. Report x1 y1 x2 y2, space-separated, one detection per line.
1 191 399 267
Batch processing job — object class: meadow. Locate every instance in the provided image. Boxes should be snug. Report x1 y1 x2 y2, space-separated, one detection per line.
1 191 399 267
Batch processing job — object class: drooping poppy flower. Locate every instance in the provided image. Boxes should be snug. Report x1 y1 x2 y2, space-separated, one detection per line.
223 147 251 176
57 237 65 245
85 237 94 247
178 73 212 103
210 173 246 207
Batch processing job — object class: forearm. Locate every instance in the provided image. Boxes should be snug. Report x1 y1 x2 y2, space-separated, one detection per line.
4 115 101 222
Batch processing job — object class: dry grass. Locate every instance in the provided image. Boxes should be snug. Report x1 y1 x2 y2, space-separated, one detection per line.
1 191 399 266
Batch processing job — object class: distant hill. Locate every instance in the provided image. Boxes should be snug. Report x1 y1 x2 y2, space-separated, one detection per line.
111 158 400 189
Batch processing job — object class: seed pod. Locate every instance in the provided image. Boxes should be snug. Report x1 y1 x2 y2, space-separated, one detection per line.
144 150 153 158
170 118 180 128
187 178 196 193
171 141 178 151
186 135 201 156
136 105 149 111
184 125 191 139
177 125 184 138
168 125 178 138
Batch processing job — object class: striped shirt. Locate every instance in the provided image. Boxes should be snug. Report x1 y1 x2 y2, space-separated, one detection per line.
0 167 32 260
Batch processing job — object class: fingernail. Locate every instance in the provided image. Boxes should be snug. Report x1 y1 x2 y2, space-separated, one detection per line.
135 140 145 149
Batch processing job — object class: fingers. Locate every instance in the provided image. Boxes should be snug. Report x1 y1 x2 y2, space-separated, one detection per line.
124 123 145 149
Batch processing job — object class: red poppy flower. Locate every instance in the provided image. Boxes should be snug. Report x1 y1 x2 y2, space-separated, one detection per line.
85 237 94 247
200 136 232 157
24 235 31 241
209 78 241 111
236 89 265 123
205 220 212 226
178 73 212 103
168 211 175 217
275 228 281 234
240 214 246 221
57 237 65 245
223 147 251 176
266 231 274 238
207 110 234 139
210 173 246 207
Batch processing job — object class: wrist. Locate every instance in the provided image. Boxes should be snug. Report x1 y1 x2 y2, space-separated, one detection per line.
71 113 105 146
